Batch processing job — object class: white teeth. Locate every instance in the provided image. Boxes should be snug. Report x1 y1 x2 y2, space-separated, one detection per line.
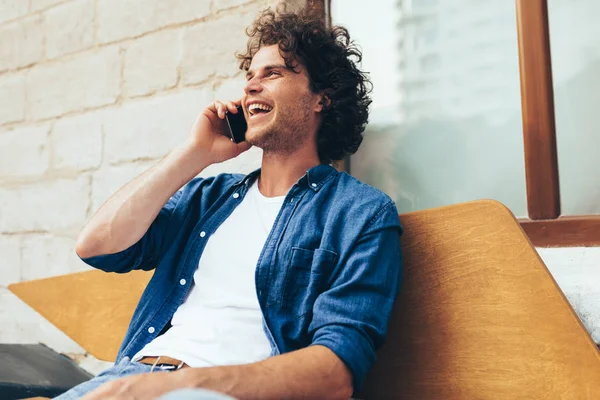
248 103 273 114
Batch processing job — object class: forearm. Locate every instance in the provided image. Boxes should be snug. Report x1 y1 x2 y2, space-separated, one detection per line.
179 345 353 400
76 142 210 258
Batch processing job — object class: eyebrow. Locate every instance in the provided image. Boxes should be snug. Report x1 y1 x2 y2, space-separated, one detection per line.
245 64 289 79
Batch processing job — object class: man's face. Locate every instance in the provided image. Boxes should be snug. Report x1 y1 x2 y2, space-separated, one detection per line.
242 45 322 155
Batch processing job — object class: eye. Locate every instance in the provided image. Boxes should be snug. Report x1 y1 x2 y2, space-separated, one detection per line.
268 70 281 77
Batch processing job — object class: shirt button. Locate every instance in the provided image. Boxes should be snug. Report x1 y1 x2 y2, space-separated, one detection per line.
311 183 317 188
233 193 240 199
200 231 206 238
180 279 186 286
148 327 155 334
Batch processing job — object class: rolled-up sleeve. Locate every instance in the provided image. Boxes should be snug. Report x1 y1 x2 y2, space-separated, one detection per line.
79 189 183 274
309 200 403 391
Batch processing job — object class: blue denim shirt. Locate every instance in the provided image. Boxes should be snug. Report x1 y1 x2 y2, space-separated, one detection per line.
81 164 402 390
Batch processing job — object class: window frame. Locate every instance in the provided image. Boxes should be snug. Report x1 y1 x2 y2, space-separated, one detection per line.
316 0 600 247
515 0 600 247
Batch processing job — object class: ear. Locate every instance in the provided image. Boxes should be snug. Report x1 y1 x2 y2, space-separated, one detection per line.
314 93 331 113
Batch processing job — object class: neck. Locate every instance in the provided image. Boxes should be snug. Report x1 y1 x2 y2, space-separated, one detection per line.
258 148 321 197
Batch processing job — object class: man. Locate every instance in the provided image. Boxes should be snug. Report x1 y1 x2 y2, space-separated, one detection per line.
57 5 402 400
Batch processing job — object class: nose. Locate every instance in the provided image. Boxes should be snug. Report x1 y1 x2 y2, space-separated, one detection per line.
244 75 263 95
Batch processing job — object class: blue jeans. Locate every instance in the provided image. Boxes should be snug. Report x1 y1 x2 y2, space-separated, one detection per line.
53 357 236 400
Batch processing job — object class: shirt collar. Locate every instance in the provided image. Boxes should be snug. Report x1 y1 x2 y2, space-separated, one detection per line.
233 164 337 191
233 168 261 187
305 164 337 191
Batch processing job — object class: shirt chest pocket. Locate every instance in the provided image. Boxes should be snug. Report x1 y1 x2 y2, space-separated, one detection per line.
282 247 338 317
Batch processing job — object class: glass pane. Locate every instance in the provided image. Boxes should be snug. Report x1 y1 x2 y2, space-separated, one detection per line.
548 0 600 215
332 0 528 217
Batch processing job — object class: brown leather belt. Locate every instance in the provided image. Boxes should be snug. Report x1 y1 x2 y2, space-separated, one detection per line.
138 356 189 370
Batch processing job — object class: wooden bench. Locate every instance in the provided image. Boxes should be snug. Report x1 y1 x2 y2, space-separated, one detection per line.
10 200 600 399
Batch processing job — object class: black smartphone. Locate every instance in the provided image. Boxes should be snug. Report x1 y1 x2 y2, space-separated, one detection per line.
225 105 247 143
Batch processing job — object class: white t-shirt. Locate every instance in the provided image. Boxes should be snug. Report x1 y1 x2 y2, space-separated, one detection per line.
133 180 285 367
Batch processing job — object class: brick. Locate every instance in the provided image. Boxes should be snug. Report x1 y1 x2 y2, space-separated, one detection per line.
45 0 95 59
0 15 44 72
0 73 25 125
103 88 212 164
0 0 29 24
52 111 103 172
21 234 90 280
213 77 246 101
30 0 67 12
123 30 180 97
0 125 51 179
97 0 210 44
0 287 85 354
0 235 21 286
213 0 256 12
91 161 155 212
0 177 89 233
27 46 120 120
181 12 255 85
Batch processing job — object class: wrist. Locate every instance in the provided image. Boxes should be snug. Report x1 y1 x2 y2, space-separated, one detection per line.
178 366 219 390
180 365 243 393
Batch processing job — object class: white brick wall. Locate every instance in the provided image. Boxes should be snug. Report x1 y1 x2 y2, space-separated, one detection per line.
0 124 51 180
214 0 258 11
0 177 90 233
96 0 211 44
0 73 26 124
30 0 68 12
103 89 213 163
20 234 90 280
0 236 21 286
45 0 95 60
52 111 103 172
0 15 44 71
123 30 181 97
0 0 288 375
181 12 255 84
27 46 121 120
0 0 29 24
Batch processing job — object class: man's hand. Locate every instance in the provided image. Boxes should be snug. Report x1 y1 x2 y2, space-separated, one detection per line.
80 346 351 400
187 99 252 165
81 370 192 400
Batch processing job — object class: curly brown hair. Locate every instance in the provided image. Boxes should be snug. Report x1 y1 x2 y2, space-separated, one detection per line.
237 5 372 164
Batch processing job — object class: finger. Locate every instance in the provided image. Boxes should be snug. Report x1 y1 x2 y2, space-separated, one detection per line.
207 101 218 113
206 101 222 119
214 101 226 119
225 101 238 114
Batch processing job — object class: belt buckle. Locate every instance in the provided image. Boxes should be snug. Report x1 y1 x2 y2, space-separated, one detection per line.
150 356 185 372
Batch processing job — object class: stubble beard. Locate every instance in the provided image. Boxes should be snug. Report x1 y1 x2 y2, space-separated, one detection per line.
247 103 312 156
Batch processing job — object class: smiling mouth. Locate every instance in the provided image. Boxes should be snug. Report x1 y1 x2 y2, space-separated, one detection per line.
248 103 274 118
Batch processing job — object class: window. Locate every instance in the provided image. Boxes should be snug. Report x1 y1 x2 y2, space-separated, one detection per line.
315 0 600 246
331 0 528 217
